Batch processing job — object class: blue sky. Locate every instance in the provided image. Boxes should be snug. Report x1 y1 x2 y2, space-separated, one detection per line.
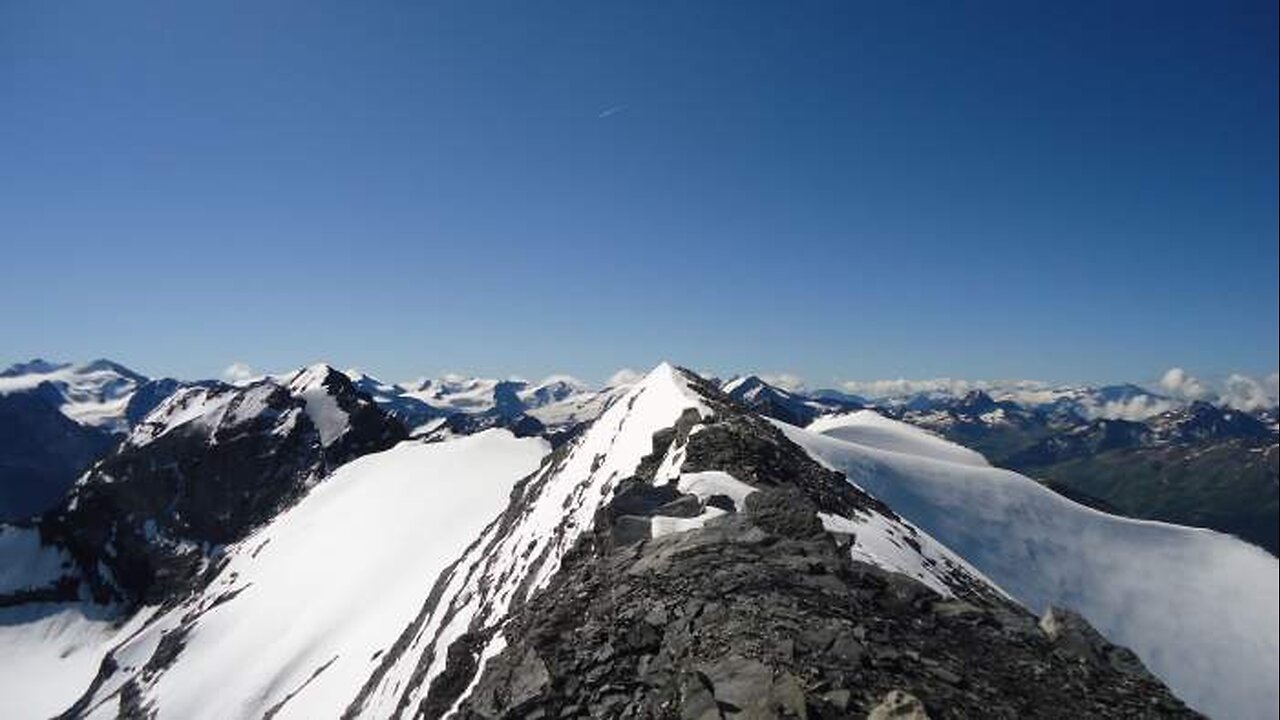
2 0 1276 387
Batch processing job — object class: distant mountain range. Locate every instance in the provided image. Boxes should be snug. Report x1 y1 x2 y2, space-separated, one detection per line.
0 360 626 522
1 358 1276 718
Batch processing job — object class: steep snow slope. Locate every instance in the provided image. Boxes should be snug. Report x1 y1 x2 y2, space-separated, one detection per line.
69 430 548 720
1 523 152 717
809 410 990 467
779 416 1279 720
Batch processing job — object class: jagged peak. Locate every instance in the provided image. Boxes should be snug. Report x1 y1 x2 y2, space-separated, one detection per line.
287 362 344 392
633 362 712 409
721 374 765 395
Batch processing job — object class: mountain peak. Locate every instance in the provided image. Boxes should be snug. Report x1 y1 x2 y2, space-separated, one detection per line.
287 362 343 391
636 362 705 405
79 359 146 381
0 358 71 377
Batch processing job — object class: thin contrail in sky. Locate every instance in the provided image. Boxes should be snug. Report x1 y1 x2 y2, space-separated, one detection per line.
597 104 628 118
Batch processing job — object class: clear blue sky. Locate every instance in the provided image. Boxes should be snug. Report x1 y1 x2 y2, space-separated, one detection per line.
2 0 1276 386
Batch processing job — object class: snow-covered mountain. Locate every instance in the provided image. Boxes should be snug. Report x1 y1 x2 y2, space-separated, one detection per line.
2 361 1275 719
721 374 860 426
0 360 188 520
344 371 613 439
0 359 150 432
346 371 447 430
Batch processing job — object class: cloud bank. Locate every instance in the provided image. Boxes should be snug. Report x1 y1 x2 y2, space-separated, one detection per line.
758 373 807 392
835 368 1278 414
606 368 642 387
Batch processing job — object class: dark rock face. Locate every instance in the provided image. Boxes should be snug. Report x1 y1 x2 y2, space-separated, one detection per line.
444 370 1197 719
492 381 528 420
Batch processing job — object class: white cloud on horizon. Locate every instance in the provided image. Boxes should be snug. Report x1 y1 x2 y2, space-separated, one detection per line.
1081 396 1177 421
222 361 255 383
1221 372 1280 411
1158 367 1212 401
606 368 642 387
532 373 587 390
758 373 806 392
837 377 1050 399
836 367 1278 412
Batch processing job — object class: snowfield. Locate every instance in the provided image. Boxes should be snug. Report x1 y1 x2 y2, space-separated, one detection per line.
807 410 990 467
0 360 143 433
0 604 154 719
71 430 549 720
779 414 1280 720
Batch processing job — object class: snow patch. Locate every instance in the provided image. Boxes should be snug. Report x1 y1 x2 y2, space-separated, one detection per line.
651 507 728 538
677 471 755 510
